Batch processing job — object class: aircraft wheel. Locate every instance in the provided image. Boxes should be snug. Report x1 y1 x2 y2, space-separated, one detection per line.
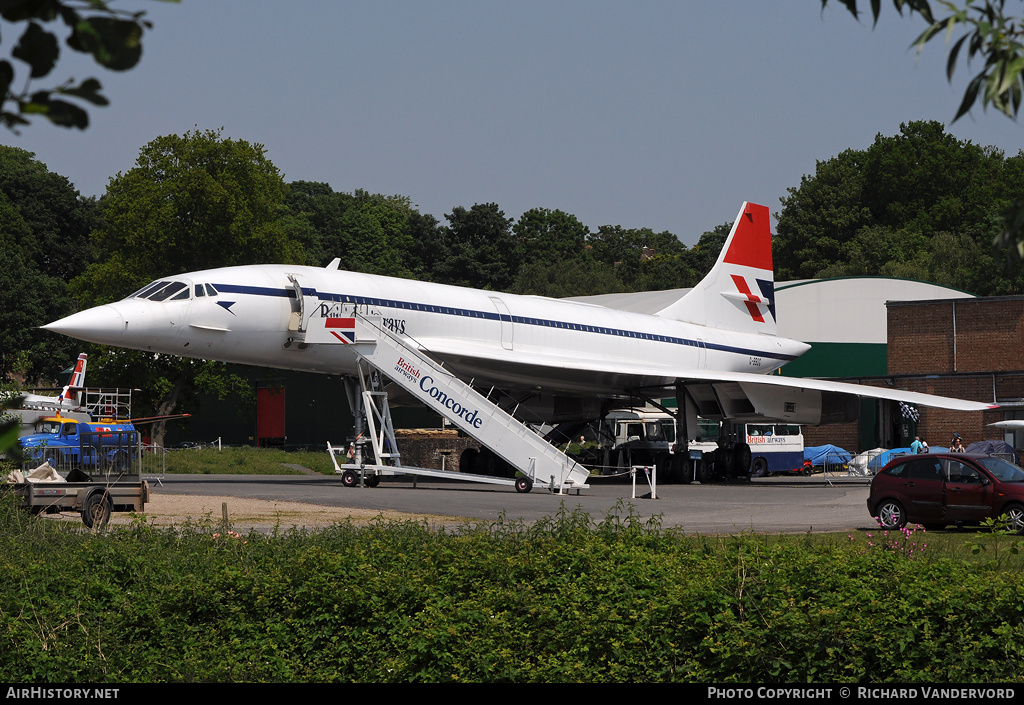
514 476 533 494
81 490 111 529
341 469 359 488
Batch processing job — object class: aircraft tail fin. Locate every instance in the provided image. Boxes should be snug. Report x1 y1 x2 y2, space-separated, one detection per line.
58 353 88 406
655 202 776 335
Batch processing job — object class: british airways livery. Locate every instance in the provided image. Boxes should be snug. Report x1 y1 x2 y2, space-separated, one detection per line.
43 203 992 442
19 353 89 414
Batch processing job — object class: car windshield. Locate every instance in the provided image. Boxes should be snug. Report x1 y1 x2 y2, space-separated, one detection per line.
978 456 1024 482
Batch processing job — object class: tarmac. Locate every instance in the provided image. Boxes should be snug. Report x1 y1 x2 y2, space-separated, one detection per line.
150 471 875 535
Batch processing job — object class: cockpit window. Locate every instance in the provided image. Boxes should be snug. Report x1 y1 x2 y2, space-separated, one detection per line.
130 281 169 299
193 283 219 298
130 279 210 301
146 281 188 301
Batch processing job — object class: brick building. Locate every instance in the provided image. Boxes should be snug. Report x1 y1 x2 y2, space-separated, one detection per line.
799 296 1024 454
884 296 1024 451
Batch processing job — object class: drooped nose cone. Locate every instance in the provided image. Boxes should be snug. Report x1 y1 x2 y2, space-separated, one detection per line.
43 305 128 345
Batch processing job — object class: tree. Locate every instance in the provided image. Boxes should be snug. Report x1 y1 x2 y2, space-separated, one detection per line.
76 128 305 304
586 224 692 292
285 181 426 277
0 146 97 383
510 260 625 298
823 1 1024 252
825 1 1024 120
435 203 518 290
1 0 173 131
774 121 1023 292
72 128 302 445
683 224 730 278
513 208 591 266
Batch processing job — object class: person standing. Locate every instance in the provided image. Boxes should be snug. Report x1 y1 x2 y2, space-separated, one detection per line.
911 436 923 454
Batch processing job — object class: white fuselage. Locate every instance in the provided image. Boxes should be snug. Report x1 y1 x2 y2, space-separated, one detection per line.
49 264 809 399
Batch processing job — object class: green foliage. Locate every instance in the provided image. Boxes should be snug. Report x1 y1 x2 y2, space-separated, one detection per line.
76 128 305 304
824 1 1024 121
436 203 518 291
285 182 421 276
2 500 1023 682
0 146 96 382
0 0 177 131
510 259 626 297
65 129 308 444
513 207 591 266
774 120 1024 293
823 1 1024 261
583 223 712 294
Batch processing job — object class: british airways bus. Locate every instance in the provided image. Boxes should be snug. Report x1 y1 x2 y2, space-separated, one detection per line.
746 423 805 476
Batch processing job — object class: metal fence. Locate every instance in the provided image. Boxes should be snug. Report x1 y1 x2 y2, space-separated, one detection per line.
139 444 166 485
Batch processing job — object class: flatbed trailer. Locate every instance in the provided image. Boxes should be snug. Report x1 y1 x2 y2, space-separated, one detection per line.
5 479 149 528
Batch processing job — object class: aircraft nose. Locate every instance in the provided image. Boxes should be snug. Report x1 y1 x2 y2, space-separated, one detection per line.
43 305 127 345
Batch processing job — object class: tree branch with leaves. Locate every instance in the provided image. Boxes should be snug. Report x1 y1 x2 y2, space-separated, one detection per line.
0 0 176 131
824 0 1024 253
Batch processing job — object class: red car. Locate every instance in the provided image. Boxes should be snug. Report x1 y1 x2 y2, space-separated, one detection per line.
867 452 1024 532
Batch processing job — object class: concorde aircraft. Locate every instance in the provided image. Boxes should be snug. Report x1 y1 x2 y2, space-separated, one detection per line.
18 353 89 414
42 203 994 440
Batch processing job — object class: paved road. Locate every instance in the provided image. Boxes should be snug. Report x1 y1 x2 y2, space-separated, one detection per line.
153 472 876 534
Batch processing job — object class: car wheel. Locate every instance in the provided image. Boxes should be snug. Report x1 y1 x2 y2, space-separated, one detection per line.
1002 504 1024 534
876 499 907 530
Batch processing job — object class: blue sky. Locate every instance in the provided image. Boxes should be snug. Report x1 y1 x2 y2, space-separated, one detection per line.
6 1 1024 245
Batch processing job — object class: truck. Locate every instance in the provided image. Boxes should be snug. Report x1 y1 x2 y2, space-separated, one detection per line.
9 417 149 527
553 408 723 482
19 417 138 475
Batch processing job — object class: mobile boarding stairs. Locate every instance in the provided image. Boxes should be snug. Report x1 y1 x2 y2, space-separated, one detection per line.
306 307 590 494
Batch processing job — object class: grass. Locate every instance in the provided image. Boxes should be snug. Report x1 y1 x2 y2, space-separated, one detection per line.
163 446 337 475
